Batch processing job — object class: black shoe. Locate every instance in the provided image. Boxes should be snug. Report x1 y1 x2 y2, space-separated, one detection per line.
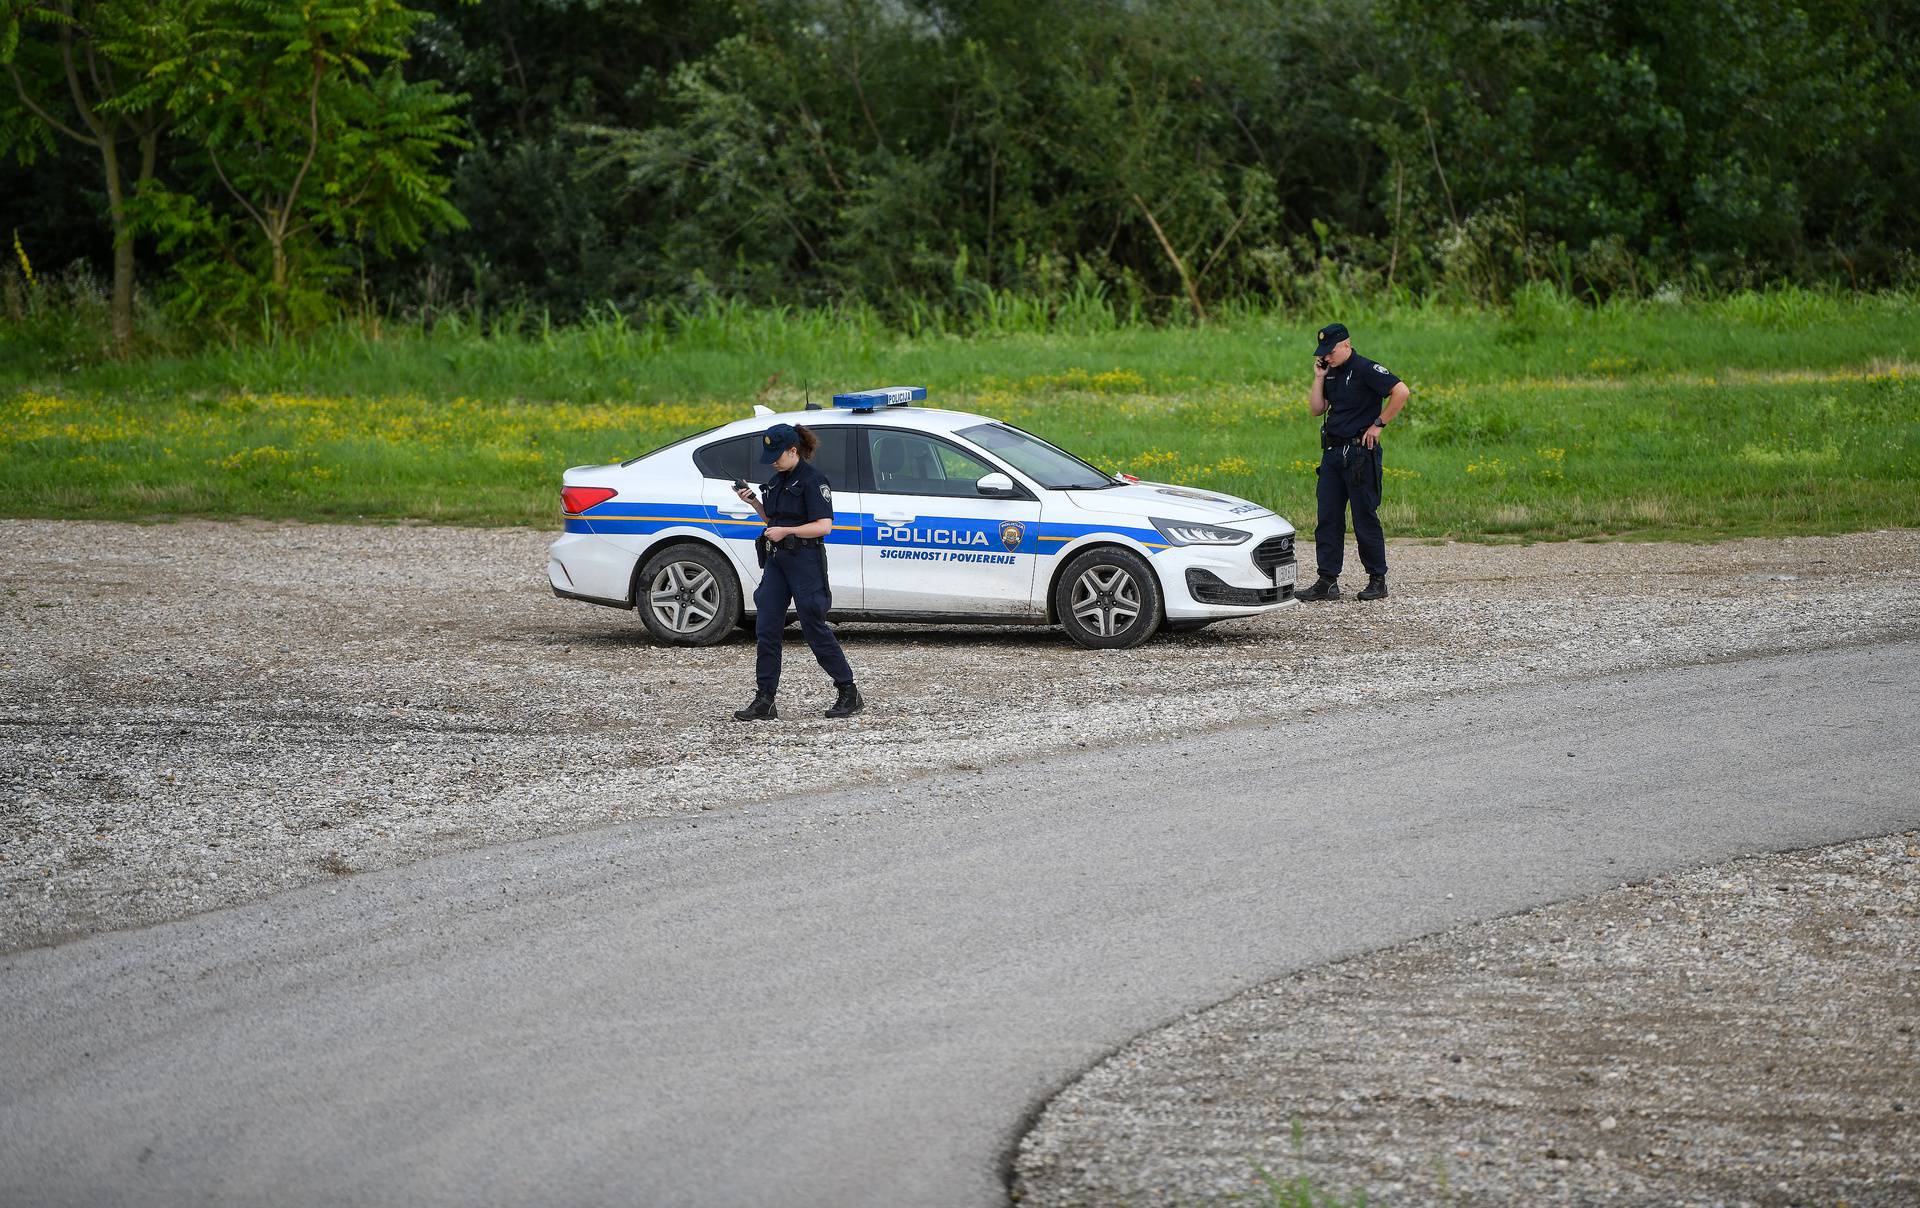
732 692 778 722
1298 576 1340 602
824 683 864 718
1357 575 1388 601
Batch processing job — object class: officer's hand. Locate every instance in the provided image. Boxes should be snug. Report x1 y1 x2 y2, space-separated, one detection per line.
764 525 788 542
734 486 756 504
1313 359 1328 379
1361 424 1382 450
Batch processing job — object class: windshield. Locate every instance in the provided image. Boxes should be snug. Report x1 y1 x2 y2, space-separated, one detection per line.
957 423 1116 490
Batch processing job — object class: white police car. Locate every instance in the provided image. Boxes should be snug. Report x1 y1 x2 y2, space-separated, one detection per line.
548 387 1297 649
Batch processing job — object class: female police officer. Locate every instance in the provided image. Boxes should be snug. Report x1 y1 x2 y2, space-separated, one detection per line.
731 422 865 721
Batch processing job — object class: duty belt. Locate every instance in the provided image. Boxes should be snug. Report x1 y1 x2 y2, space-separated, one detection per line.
1320 431 1370 450
763 534 825 552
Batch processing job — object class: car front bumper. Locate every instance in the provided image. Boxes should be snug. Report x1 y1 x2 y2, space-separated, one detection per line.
1156 529 1298 620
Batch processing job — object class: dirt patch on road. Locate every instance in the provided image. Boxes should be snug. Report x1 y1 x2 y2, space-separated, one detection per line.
1014 832 1920 1207
3 521 1917 952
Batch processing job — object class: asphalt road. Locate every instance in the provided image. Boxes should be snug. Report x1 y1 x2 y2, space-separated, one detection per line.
3 642 1916 1208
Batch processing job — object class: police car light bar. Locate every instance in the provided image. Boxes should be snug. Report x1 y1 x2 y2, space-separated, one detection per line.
832 386 927 411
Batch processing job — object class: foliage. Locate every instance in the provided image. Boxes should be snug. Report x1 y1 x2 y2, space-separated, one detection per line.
0 0 174 351
7 0 1920 347
1375 0 1920 296
571 0 1370 318
398 0 1920 319
368 0 735 319
107 0 468 337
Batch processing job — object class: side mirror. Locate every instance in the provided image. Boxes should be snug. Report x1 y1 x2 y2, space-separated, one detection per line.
976 472 1017 498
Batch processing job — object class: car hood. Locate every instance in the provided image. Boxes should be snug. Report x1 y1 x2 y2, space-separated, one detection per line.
1059 481 1277 524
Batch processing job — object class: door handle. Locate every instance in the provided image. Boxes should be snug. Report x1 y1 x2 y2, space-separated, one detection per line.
874 511 916 524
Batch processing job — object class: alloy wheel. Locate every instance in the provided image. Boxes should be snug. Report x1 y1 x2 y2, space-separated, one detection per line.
1069 566 1141 638
648 561 721 634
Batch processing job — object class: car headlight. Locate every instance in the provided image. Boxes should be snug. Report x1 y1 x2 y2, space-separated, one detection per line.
1151 517 1250 546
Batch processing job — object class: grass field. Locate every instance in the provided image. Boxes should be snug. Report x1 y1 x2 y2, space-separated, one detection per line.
3 290 1915 539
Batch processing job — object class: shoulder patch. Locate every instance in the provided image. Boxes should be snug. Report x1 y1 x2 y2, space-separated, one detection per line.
1375 363 1391 373
819 484 832 501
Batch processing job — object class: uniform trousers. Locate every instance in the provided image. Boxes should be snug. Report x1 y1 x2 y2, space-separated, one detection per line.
1314 443 1387 579
754 546 853 695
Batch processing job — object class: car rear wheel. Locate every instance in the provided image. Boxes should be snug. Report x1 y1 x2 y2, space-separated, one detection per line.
1055 547 1162 649
637 544 740 646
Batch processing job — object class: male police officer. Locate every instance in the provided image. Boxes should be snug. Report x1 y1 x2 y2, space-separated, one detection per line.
1301 322 1409 601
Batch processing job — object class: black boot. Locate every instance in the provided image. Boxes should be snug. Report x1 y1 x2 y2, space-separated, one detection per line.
824 682 864 719
732 692 778 722
1297 575 1340 602
1357 574 1388 601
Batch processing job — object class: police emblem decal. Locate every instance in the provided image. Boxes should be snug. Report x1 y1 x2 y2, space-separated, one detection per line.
998 521 1024 552
819 484 831 501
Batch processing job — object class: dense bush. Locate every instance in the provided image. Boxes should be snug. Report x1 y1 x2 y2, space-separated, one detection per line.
6 0 1917 351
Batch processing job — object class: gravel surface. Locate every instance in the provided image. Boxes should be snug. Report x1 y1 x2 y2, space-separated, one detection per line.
3 521 1918 953
1013 831 1920 1207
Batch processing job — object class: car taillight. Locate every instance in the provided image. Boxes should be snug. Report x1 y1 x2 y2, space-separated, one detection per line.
562 486 617 514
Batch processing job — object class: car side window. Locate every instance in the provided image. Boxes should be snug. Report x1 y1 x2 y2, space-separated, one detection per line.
866 430 999 497
692 435 755 482
810 426 853 489
695 428 851 487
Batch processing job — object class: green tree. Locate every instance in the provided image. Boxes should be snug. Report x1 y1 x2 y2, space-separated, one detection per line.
580 0 1371 319
127 0 468 331
372 0 738 318
1 0 170 352
1375 0 1920 292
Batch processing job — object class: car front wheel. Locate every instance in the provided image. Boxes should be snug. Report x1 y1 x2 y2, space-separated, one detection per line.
637 544 740 646
1055 546 1162 649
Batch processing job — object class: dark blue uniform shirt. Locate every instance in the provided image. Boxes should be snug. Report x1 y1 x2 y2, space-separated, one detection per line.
761 459 835 527
1321 352 1402 438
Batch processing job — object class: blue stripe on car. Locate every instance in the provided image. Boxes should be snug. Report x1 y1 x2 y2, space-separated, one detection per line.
564 503 1166 552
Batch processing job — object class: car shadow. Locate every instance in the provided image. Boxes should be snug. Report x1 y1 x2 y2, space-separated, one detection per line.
529 620 1281 653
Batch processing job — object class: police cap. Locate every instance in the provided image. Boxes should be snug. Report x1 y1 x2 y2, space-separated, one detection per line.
1313 323 1350 356
760 422 799 464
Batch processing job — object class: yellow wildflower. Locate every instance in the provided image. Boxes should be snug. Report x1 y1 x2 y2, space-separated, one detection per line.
11 229 32 288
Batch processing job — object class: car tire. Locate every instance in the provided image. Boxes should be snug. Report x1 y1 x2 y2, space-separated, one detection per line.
636 544 741 646
1055 546 1162 650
